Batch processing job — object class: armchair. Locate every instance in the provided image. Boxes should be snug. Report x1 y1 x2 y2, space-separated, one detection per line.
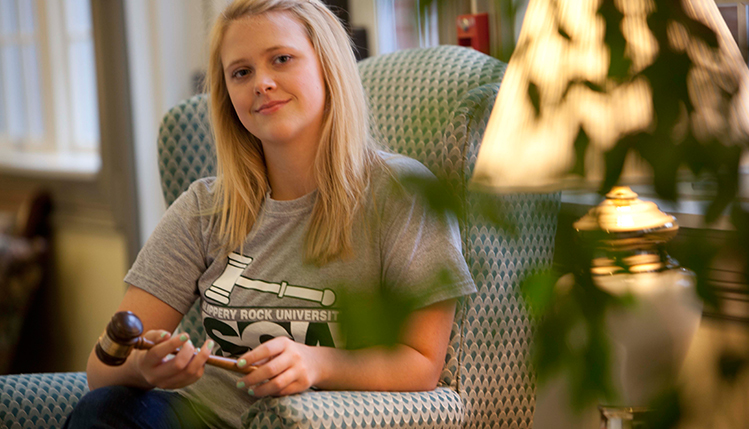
0 46 560 429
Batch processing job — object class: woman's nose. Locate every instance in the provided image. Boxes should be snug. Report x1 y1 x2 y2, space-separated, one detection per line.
254 72 276 95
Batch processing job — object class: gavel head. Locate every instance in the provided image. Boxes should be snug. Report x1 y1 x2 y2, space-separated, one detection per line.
95 311 144 366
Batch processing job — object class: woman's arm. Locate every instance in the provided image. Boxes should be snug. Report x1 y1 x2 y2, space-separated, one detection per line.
236 298 456 396
86 286 213 391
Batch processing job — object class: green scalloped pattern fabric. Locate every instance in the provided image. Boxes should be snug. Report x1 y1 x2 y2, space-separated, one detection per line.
242 388 463 429
358 45 505 174
177 300 205 345
447 82 561 429
0 372 88 429
445 84 561 429
157 94 215 207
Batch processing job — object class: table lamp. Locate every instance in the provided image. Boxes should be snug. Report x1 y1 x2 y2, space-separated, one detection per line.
469 0 749 425
471 0 749 193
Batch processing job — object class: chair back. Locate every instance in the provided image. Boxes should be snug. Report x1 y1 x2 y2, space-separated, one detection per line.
157 46 561 429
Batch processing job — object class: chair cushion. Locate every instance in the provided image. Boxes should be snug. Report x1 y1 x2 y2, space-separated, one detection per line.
0 372 89 429
242 388 463 429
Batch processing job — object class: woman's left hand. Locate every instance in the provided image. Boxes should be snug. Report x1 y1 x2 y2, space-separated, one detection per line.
235 337 326 397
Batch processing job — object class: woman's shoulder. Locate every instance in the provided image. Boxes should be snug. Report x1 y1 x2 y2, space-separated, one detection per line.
186 176 217 195
368 150 437 209
373 150 434 182
170 177 218 209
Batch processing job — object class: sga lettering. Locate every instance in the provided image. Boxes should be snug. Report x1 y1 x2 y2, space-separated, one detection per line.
203 317 340 357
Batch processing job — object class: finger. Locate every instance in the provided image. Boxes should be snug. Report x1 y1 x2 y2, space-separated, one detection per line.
142 329 171 344
275 381 307 397
239 337 289 368
243 349 295 387
142 333 190 367
162 339 215 389
185 339 214 375
169 338 196 371
203 338 216 355
251 368 298 397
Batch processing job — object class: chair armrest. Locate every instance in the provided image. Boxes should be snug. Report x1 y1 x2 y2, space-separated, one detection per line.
0 372 89 429
242 387 463 429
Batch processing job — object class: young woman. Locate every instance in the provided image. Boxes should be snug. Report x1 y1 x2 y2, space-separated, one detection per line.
65 1 475 428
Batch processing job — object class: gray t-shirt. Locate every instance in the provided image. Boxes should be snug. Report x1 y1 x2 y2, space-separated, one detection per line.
124 152 475 428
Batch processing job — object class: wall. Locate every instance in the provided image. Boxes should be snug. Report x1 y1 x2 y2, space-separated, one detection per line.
52 221 128 371
350 0 378 55
0 175 129 373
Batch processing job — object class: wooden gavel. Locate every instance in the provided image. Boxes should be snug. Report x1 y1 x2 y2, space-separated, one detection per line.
95 311 256 374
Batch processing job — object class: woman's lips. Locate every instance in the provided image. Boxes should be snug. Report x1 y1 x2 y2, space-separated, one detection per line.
256 99 290 114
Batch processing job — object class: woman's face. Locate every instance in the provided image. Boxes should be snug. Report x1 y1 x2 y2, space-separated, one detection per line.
221 11 326 149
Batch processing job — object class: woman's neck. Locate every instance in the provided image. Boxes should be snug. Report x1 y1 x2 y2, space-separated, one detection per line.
263 140 318 201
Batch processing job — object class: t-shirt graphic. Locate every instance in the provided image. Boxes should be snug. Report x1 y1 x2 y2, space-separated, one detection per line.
202 252 342 357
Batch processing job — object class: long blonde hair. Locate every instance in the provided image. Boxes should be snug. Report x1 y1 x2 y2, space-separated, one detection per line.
206 0 381 265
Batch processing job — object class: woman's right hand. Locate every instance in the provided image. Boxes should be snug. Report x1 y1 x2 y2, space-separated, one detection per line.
132 330 215 390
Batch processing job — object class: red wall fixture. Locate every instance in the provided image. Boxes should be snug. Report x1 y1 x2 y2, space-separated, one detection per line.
457 13 490 55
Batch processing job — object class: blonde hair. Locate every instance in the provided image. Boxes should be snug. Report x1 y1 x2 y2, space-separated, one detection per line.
206 0 381 265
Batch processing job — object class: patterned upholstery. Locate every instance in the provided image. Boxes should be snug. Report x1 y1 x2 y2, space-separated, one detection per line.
0 45 560 429
0 373 88 429
242 388 464 429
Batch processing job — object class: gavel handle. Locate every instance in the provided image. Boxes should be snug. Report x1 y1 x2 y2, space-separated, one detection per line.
132 337 256 374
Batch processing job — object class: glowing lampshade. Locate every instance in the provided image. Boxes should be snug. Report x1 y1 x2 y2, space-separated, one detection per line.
471 0 749 192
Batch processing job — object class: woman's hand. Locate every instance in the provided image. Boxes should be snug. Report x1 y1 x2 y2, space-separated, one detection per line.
132 330 215 390
235 337 326 397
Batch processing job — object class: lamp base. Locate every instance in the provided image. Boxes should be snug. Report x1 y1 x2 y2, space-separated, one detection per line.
533 268 702 428
599 406 652 429
599 267 702 405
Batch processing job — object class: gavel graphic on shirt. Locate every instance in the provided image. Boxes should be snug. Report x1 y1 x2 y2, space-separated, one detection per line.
95 311 256 374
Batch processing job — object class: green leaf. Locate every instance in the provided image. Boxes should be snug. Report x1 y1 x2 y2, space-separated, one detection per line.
680 134 707 176
570 127 590 177
396 172 465 223
598 0 631 80
646 388 682 429
582 80 605 93
600 133 638 194
336 286 419 349
528 81 541 118
670 233 720 310
471 192 519 237
686 17 719 49
718 351 747 384
521 272 558 319
634 134 680 201
642 50 692 131
704 145 740 224
730 204 749 234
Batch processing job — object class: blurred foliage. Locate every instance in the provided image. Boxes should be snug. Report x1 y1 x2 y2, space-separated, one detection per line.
521 0 749 423
406 0 749 426
336 266 458 350
396 171 520 236
336 286 419 350
645 388 682 429
718 351 748 384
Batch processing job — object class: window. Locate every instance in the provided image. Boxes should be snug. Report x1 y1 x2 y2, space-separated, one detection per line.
376 0 438 55
0 0 100 178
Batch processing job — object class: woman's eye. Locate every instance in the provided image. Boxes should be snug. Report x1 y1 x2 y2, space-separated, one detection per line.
232 69 251 79
274 55 292 64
